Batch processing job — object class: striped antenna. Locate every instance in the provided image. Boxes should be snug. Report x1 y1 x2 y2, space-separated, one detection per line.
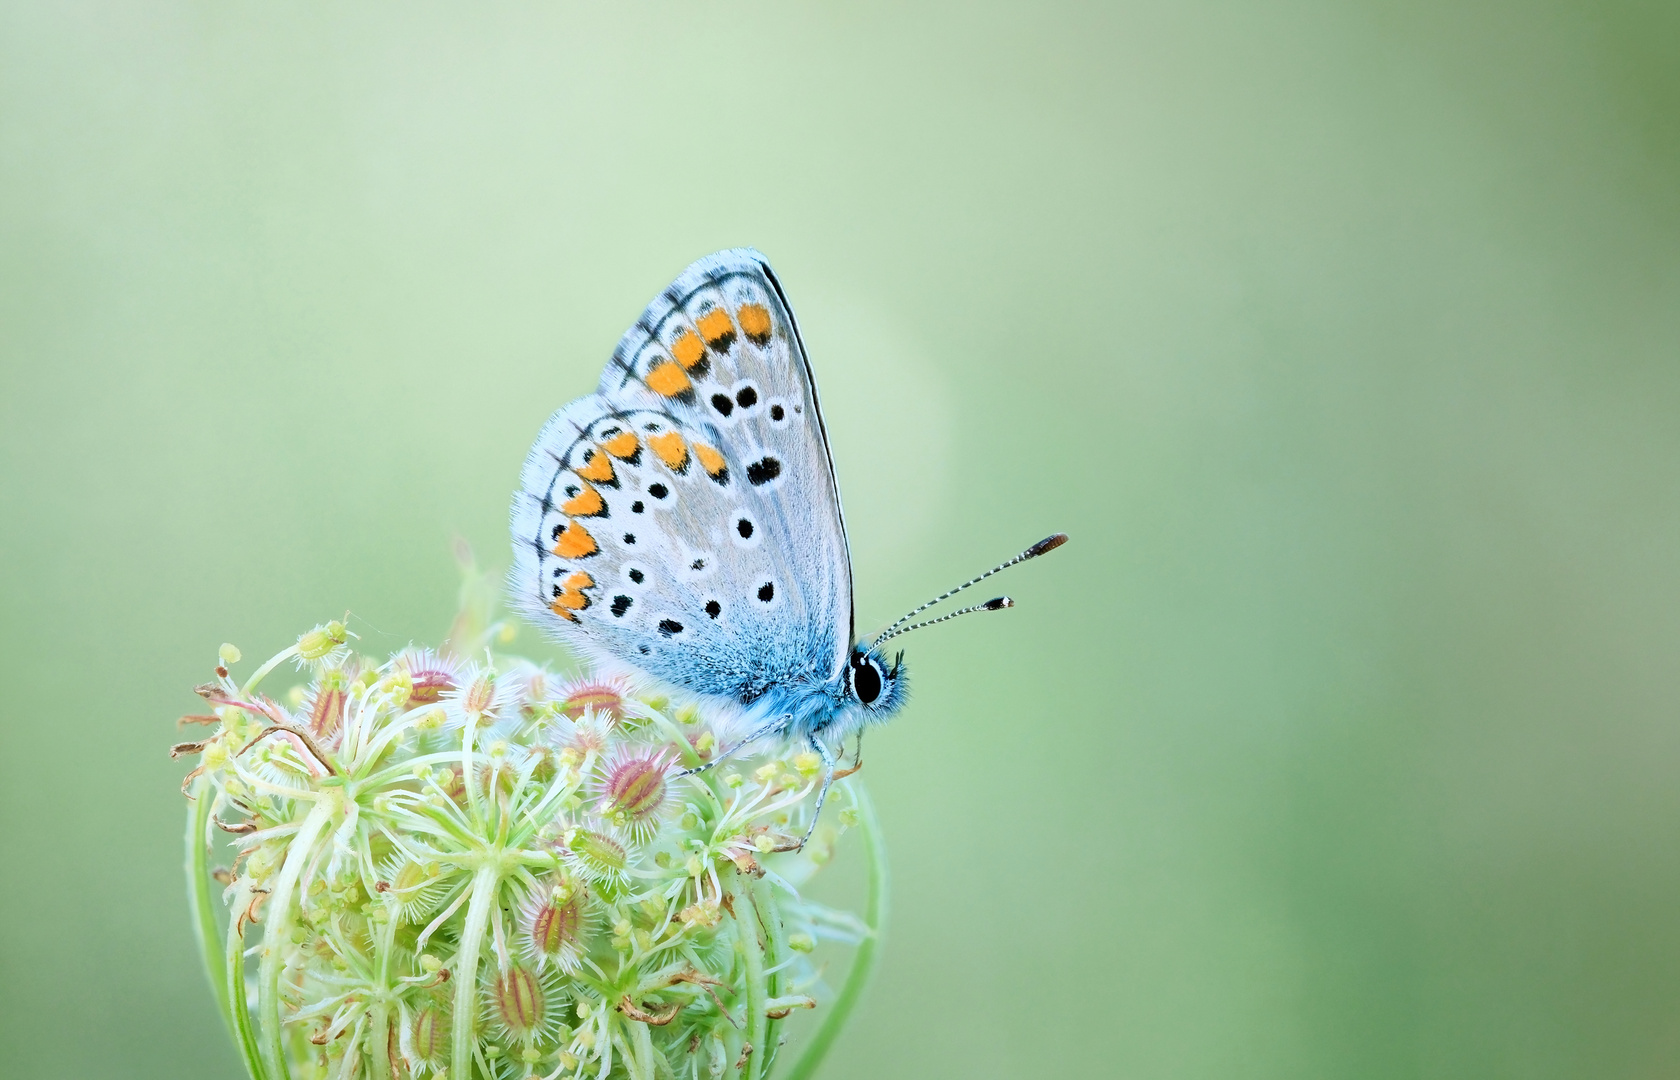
870 533 1068 647
873 596 1014 647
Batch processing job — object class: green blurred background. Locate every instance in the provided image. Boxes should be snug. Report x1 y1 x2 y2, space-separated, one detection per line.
3 2 1679 1076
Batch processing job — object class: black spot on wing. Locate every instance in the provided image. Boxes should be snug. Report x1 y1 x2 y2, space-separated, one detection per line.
746 457 780 486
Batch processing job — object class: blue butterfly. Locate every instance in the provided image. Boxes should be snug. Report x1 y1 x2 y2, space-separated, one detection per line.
510 249 1064 843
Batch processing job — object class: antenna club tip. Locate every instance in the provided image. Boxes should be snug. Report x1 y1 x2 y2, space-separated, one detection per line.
1027 533 1069 558
983 596 1014 610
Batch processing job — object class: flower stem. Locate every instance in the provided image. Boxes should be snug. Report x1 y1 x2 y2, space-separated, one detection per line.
781 786 888 1080
227 880 272 1080
260 799 336 1080
451 864 502 1080
242 645 299 698
750 876 790 1075
185 776 233 1041
734 874 769 1080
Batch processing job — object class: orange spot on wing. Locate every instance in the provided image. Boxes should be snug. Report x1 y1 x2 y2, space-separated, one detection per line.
601 431 639 459
648 431 689 471
697 309 735 348
694 442 727 478
575 450 615 484
670 331 706 370
646 360 692 397
737 303 772 345
560 483 603 517
551 570 595 618
552 522 598 559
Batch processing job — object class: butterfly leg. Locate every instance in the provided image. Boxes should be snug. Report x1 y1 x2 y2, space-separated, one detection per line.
782 733 839 852
833 731 865 781
675 714 791 778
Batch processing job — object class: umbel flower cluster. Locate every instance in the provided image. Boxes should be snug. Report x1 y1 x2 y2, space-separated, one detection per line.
177 586 883 1080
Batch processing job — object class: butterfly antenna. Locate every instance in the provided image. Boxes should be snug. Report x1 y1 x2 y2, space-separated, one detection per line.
873 596 1015 646
871 533 1068 647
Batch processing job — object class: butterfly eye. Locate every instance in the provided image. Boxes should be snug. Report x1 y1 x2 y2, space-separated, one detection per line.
853 659 883 705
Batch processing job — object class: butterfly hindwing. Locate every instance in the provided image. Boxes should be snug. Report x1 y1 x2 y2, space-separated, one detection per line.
512 250 853 708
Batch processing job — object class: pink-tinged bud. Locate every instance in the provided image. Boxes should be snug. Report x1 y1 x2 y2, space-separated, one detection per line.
565 715 611 758
435 766 465 803
491 965 546 1038
553 676 639 722
523 882 587 972
565 828 627 884
410 1004 448 1066
306 668 352 740
462 671 496 716
598 749 671 840
400 649 458 705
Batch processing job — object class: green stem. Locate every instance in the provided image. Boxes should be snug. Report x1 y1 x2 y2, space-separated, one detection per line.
186 777 233 1040
368 896 401 1080
644 709 704 770
782 787 888 1080
734 873 769 1080
750 877 789 1075
259 799 336 1080
242 645 299 698
629 1018 657 1080
226 881 272 1080
368 1004 391 1080
452 864 502 1080
461 723 484 830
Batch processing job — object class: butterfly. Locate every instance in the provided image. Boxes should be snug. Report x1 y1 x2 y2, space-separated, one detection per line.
510 249 1065 845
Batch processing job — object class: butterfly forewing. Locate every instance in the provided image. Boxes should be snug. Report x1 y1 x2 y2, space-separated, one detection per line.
511 250 853 708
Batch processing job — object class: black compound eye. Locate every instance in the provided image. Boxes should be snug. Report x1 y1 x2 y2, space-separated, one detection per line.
854 660 882 705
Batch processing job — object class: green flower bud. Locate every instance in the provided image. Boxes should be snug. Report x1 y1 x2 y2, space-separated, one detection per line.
411 1004 448 1066
490 964 547 1039
296 621 347 661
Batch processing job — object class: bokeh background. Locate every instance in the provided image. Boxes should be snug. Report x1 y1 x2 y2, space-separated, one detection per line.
3 3 1679 1077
